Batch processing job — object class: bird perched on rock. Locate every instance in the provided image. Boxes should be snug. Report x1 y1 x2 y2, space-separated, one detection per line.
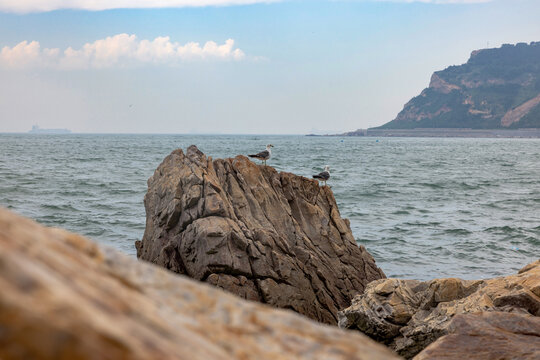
248 144 273 166
313 165 330 186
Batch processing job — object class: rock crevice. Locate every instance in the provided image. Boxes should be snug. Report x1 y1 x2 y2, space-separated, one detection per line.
136 146 385 324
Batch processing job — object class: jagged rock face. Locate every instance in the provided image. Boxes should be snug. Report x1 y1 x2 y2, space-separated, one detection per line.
136 146 385 325
415 312 540 360
338 260 540 359
0 208 401 360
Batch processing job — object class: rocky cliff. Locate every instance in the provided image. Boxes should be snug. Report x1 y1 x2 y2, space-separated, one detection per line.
338 260 540 359
378 41 540 129
136 145 385 325
0 207 400 360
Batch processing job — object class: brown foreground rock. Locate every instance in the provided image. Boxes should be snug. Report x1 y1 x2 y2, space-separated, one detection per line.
136 146 385 324
415 312 540 360
338 260 540 359
0 208 400 360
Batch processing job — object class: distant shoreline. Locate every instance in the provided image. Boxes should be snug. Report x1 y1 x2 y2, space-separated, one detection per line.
323 128 540 139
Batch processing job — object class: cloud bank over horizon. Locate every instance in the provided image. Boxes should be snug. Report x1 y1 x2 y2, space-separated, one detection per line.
0 34 246 69
0 0 491 13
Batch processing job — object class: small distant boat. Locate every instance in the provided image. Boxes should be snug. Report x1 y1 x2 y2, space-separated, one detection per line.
28 125 71 134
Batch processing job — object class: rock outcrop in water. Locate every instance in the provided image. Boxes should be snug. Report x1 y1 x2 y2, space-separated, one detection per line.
136 145 385 324
338 260 540 359
0 208 400 360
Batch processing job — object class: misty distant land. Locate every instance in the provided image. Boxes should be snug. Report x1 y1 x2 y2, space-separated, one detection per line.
334 41 540 138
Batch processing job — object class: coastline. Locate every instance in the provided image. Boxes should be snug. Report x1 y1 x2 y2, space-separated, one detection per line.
334 128 540 138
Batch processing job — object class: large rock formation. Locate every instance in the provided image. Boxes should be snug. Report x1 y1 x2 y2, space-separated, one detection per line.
415 312 540 360
338 260 540 359
0 208 400 360
136 146 385 325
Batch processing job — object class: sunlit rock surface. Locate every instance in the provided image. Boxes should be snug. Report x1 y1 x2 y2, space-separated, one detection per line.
0 208 399 360
415 312 540 360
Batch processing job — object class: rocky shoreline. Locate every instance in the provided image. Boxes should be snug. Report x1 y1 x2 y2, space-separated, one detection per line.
1 146 539 359
338 128 540 138
339 262 540 358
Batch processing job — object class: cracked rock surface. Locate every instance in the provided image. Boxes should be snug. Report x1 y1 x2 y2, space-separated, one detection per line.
338 260 540 359
136 145 385 325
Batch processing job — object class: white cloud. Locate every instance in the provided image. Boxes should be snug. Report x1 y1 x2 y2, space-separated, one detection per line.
0 0 492 13
0 34 246 69
0 0 281 13
377 0 491 3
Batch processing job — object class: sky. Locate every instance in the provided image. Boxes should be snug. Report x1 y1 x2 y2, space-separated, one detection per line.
0 0 539 134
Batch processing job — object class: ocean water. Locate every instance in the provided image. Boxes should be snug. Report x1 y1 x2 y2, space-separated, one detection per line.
0 134 538 280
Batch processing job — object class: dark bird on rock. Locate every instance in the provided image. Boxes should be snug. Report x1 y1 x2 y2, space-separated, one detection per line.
248 144 273 166
313 165 330 186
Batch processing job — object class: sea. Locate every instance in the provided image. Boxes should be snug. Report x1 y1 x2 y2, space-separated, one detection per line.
0 134 538 280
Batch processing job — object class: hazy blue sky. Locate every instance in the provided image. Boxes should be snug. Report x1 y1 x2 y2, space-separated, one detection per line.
0 0 539 134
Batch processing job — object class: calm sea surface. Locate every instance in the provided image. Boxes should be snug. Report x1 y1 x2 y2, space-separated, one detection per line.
0 134 538 280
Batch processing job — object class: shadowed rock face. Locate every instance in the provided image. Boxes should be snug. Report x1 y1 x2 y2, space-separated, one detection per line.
136 145 385 325
415 312 540 360
338 260 540 359
0 208 401 360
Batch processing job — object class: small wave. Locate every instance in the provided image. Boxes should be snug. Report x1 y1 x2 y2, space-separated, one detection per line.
73 157 107 162
415 182 445 189
379 236 408 244
404 221 442 227
388 227 413 234
484 225 519 234
442 228 472 235
41 204 80 212
458 182 479 190
484 202 502 209
85 229 106 237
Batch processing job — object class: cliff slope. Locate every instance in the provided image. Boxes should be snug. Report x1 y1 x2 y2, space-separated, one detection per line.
378 41 540 129
136 145 385 325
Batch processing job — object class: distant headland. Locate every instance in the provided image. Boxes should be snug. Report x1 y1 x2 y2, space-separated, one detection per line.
340 41 540 137
28 125 71 134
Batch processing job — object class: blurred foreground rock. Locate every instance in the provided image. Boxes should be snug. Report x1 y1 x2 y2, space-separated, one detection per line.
136 146 384 324
0 208 400 360
339 260 540 359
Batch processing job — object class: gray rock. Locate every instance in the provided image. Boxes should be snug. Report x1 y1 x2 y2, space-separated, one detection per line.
136 145 385 324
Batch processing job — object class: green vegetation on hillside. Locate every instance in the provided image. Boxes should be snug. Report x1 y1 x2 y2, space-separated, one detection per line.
378 42 540 129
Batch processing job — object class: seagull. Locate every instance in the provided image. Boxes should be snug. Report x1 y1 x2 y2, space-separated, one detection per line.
248 144 273 166
313 165 330 186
